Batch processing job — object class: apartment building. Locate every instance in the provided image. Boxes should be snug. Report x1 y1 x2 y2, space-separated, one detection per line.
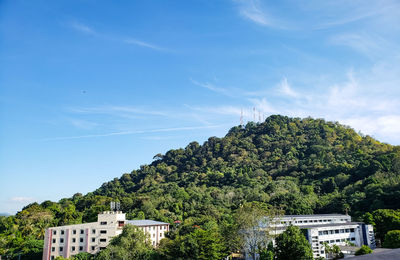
247 214 375 259
42 211 169 260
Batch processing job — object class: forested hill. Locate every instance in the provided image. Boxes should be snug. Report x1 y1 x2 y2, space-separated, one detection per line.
94 115 400 220
2 115 400 258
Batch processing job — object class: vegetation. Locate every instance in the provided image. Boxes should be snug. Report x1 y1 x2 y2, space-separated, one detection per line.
274 225 313 260
355 245 373 255
383 230 400 248
1 115 400 259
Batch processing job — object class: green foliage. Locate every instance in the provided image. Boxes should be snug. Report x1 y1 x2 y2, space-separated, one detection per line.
157 220 225 259
274 225 313 260
96 225 155 260
355 245 373 255
2 115 400 257
383 230 400 248
364 209 400 243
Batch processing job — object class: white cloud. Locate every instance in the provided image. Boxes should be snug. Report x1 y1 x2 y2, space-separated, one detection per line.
42 125 225 141
10 197 35 202
124 38 164 51
278 78 300 98
71 21 96 34
190 79 230 96
70 21 166 51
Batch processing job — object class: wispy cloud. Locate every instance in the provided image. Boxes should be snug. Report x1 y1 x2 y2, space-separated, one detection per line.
42 125 225 141
70 105 169 118
277 78 300 98
234 0 287 29
124 38 164 51
70 21 166 51
10 197 35 203
190 78 231 96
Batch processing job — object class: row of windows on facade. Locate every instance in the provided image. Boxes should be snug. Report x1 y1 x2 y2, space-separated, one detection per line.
310 238 357 256
53 232 164 245
281 218 348 224
318 228 355 236
51 245 98 252
52 226 166 236
52 237 108 244
53 229 108 236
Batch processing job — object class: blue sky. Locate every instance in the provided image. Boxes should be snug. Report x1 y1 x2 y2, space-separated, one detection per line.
1 0 400 214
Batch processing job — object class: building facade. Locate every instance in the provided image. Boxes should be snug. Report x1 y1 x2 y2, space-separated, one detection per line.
246 214 375 260
42 211 169 260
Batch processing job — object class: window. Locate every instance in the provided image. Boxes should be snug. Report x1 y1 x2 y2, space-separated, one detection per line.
153 241 155 246
91 246 95 250
153 234 155 238
51 247 55 252
351 237 355 241
60 238 64 243
319 220 323 222
80 238 84 243
71 246 75 251
92 229 96 234
118 221 124 227
100 221 107 225
100 230 107 234
51 256 55 260
335 230 339 234
72 238 76 243
100 238 107 242
52 238 56 243
79 246 83 251
160 233 163 237
100 247 106 250
53 230 57 235
345 229 350 233
92 238 95 242
336 239 340 242
330 240 334 243
340 229 344 233
350 228 355 232
73 230 76 235
319 231 323 235
80 229 84 234
59 247 63 252
61 230 64 235
153 226 155 230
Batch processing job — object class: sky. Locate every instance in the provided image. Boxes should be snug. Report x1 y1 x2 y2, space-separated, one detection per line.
1 0 400 214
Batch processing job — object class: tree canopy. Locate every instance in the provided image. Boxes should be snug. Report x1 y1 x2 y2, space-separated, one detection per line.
1 115 400 259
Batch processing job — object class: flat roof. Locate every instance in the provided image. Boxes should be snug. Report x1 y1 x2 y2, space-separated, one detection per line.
301 222 362 229
126 220 169 226
282 214 349 218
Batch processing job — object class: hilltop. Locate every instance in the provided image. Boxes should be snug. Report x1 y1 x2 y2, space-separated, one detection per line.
1 115 400 258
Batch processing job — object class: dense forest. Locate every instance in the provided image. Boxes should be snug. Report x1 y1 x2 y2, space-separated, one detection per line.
1 115 400 259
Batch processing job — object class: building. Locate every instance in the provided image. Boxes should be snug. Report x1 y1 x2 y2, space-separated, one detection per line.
42 211 169 260
246 214 375 260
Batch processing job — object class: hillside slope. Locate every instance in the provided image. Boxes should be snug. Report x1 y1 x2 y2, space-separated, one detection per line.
1 115 400 258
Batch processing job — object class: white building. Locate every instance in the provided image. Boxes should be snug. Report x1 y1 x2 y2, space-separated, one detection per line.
246 214 375 260
42 211 169 260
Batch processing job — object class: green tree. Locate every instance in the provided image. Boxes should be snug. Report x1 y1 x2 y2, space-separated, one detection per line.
235 203 282 260
274 225 313 260
355 245 373 255
96 225 155 260
383 230 400 248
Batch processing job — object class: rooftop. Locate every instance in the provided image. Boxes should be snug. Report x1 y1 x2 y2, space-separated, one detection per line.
126 220 169 226
282 214 349 218
300 222 363 229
